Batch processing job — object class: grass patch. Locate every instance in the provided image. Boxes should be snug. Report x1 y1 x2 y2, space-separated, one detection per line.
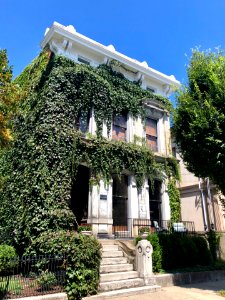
0 276 23 295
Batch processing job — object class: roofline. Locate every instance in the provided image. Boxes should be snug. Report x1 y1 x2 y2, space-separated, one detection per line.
41 22 180 88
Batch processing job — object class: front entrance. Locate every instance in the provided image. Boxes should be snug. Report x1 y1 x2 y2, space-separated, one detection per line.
112 174 128 229
149 180 162 223
70 165 89 227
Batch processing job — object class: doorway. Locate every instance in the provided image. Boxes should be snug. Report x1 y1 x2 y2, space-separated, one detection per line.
112 174 128 226
149 180 162 223
70 165 90 226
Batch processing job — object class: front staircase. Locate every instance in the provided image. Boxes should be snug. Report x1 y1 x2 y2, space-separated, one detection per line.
98 240 160 296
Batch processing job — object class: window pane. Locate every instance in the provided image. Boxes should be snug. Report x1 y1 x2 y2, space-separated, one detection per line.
112 125 126 141
146 118 157 136
146 135 157 152
113 114 127 128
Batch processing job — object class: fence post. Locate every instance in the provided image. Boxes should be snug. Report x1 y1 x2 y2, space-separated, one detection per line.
136 239 155 285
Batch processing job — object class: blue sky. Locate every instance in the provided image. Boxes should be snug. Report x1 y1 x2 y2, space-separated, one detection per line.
1 0 225 86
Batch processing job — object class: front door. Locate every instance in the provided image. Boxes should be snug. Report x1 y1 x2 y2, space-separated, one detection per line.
112 174 128 227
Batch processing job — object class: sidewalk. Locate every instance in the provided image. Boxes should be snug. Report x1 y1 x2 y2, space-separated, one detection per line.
110 281 225 300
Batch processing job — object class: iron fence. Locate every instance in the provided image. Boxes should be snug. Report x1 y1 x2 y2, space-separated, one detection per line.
0 255 66 299
112 218 195 238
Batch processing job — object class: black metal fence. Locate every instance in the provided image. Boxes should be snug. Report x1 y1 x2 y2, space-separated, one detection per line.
112 218 195 238
0 255 66 299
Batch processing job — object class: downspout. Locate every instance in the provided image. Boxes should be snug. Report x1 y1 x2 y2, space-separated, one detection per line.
199 178 208 231
207 178 216 230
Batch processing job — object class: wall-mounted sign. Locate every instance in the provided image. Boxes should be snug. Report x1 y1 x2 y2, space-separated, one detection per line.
100 194 107 200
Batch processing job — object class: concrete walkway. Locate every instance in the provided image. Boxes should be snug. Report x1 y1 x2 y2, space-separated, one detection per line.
108 281 225 300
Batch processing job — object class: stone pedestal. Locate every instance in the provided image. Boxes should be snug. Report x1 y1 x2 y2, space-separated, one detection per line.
136 239 155 285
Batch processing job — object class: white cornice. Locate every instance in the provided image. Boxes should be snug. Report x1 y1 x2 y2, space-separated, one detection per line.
41 22 180 88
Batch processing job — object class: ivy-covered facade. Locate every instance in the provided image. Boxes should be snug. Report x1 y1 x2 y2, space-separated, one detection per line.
0 22 180 246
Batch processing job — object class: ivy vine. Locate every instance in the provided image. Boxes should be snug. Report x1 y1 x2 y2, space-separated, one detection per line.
0 50 179 251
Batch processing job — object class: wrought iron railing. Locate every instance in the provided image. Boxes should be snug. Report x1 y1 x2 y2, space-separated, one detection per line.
112 218 195 239
0 255 66 299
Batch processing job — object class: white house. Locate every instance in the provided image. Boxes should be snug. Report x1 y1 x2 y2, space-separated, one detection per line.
41 22 180 237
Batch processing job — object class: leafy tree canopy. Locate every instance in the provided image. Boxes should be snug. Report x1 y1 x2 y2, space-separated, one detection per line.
0 49 22 148
174 49 225 194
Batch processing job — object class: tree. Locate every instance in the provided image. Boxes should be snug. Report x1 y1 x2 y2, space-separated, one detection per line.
173 49 225 195
0 49 21 148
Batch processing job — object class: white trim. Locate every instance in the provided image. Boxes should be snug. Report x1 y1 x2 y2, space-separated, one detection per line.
41 22 180 90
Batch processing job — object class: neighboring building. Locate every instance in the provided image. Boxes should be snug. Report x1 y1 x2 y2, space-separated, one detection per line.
41 22 180 236
173 147 225 232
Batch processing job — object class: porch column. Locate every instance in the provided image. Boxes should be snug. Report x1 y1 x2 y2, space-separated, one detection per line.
138 178 150 220
127 176 138 235
88 179 113 236
161 181 171 221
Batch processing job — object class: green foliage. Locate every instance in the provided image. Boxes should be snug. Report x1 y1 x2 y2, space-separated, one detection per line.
0 277 22 297
207 230 221 261
37 270 57 289
0 49 23 148
136 233 162 273
26 230 101 299
168 178 181 222
77 225 92 233
174 49 225 195
0 245 18 274
0 50 178 252
158 233 212 270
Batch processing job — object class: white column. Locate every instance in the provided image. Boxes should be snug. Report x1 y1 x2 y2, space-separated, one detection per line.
127 113 134 142
138 178 150 219
88 179 113 235
161 182 171 221
89 108 97 136
128 176 139 219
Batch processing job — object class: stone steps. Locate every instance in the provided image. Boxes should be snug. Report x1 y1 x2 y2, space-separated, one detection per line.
99 278 144 292
95 239 160 297
101 257 128 265
100 271 139 282
83 285 161 299
99 240 145 293
101 250 123 258
100 263 133 273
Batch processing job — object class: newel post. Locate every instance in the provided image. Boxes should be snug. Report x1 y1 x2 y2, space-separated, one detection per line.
136 239 155 285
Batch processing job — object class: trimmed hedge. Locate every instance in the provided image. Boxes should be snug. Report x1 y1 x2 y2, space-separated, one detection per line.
136 233 213 272
26 231 101 300
158 233 212 270
0 245 18 275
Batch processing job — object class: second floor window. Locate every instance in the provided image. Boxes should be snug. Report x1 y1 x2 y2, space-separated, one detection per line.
112 113 127 141
75 111 90 134
146 117 158 152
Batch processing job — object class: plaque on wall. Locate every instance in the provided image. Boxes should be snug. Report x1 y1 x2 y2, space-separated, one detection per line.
100 194 107 200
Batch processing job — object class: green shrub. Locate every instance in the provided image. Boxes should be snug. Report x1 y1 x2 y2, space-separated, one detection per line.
77 225 92 233
37 270 57 289
192 235 213 265
26 230 101 300
136 233 213 272
0 245 18 275
158 233 212 270
138 227 151 235
207 231 220 261
136 233 162 273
